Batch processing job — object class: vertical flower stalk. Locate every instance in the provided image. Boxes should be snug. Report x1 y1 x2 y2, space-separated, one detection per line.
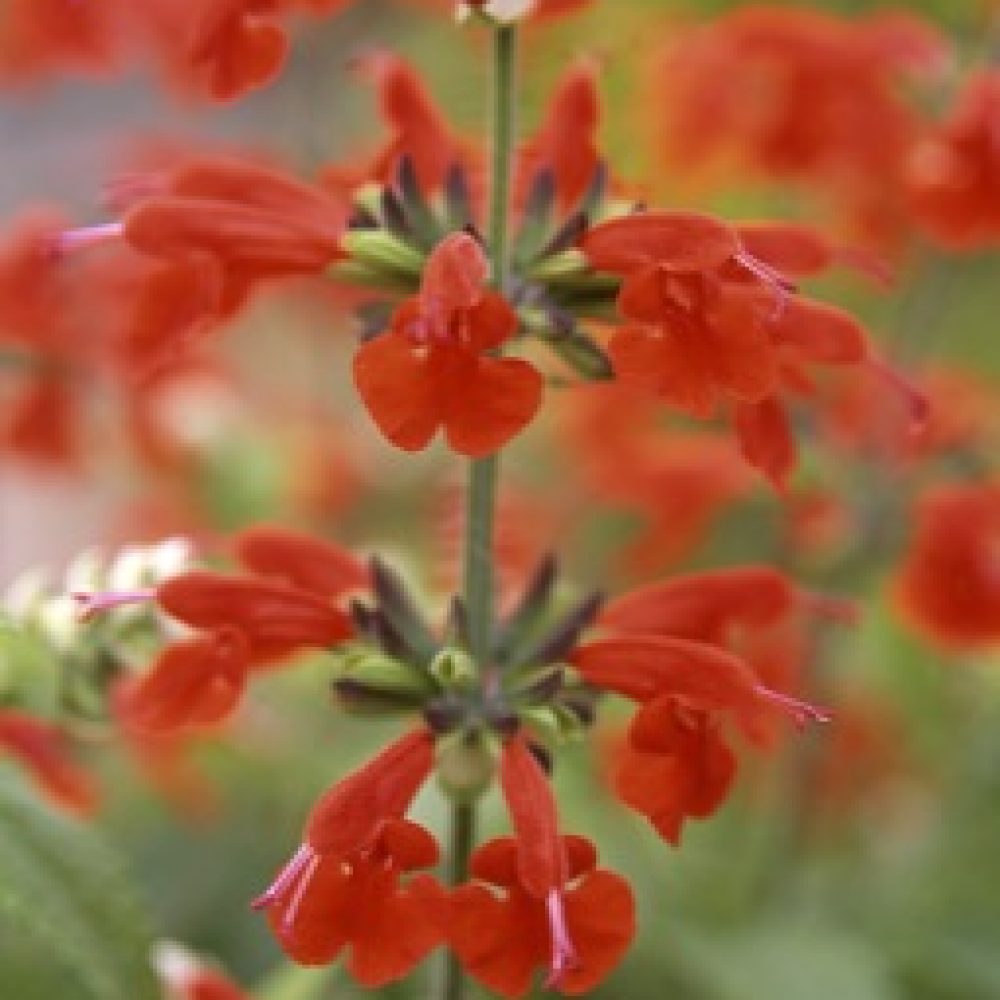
444 21 519 1000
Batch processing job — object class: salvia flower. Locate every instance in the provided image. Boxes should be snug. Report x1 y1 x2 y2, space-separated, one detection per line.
448 736 635 997
252 729 448 984
353 231 543 457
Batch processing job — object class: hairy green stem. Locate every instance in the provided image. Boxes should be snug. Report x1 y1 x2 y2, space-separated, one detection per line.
442 22 518 1000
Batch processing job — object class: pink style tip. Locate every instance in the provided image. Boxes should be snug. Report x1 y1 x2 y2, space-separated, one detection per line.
72 588 157 620
52 221 125 259
734 248 799 310
755 684 833 729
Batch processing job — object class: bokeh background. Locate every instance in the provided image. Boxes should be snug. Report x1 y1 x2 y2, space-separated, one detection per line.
2 1 999 998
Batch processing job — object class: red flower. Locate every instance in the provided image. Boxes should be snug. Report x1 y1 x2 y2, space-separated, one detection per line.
895 484 1000 651
253 730 447 985
908 70 1000 249
569 566 844 841
114 526 361 731
0 710 98 815
353 232 543 457
450 737 635 997
235 524 369 597
658 7 948 243
137 0 355 102
585 212 874 487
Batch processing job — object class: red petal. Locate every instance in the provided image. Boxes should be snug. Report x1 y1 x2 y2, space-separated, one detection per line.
265 851 352 965
353 331 440 452
348 872 448 987
771 299 868 365
306 730 434 854
121 627 249 732
559 870 636 995
157 571 352 657
736 223 834 276
449 883 547 999
500 737 566 899
469 837 522 889
584 212 738 275
0 710 98 816
571 635 760 714
735 397 797 489
377 818 440 872
601 566 796 641
235 525 368 597
420 232 489 315
443 355 543 458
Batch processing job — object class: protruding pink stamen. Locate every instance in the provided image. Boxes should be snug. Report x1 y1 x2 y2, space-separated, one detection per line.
754 684 832 729
869 357 931 432
53 222 125 258
251 843 314 912
735 249 798 317
72 588 156 620
544 889 580 990
281 850 321 931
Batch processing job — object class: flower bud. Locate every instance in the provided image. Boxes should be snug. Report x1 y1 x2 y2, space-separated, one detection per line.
458 0 537 24
340 230 426 278
429 648 478 691
329 646 433 712
436 730 496 802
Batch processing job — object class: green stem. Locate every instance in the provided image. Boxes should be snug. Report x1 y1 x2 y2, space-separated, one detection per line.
442 21 518 1000
441 802 477 1000
488 24 517 292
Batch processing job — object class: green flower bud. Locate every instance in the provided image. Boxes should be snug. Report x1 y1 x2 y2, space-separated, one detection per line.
329 646 433 714
340 230 426 278
429 648 478 691
436 730 496 803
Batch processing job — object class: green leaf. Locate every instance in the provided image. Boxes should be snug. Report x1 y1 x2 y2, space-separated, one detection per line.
0 772 160 1000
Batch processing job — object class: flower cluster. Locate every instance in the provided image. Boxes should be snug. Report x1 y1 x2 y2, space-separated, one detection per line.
1 2 998 999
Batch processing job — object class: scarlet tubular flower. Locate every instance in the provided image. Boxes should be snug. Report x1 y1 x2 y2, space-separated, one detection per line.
158 571 353 659
450 737 635 997
253 730 447 985
908 70 1000 249
569 565 844 842
117 525 361 731
0 710 98 815
122 157 349 309
353 232 543 457
895 484 1000 651
585 212 874 487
